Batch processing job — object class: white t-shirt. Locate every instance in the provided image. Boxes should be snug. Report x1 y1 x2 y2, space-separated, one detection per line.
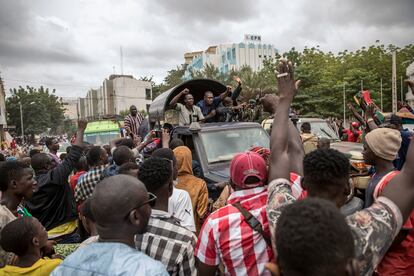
168 187 196 232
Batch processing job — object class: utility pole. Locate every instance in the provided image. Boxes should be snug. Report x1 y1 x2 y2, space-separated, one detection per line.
380 78 383 111
343 83 346 123
392 51 397 113
401 76 404 102
19 102 24 144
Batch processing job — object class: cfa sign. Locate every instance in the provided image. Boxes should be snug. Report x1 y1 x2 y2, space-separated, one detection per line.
244 34 261 42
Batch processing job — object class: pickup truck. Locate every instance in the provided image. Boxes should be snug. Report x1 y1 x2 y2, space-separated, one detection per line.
149 79 270 199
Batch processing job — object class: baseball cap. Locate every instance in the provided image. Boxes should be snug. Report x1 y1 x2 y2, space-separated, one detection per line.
230 151 267 189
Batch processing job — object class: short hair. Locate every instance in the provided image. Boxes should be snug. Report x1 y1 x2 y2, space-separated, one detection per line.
0 217 39 256
301 122 311 132
276 198 355 276
113 146 134 166
138 157 172 193
116 138 134 149
66 146 72 154
75 156 89 172
45 137 54 147
303 149 349 191
29 149 40 158
204 91 213 97
169 138 184 150
118 162 139 175
0 161 30 192
30 153 50 172
80 198 95 222
152 148 177 167
87 146 104 166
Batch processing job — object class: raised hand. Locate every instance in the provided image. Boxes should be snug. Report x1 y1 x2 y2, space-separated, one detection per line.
181 88 190 95
233 76 242 85
276 59 300 100
77 119 88 132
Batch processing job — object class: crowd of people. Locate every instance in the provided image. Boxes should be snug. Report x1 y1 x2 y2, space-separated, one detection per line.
169 76 265 126
0 60 413 276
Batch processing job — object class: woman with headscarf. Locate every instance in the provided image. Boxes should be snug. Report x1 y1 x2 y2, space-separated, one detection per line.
173 146 208 233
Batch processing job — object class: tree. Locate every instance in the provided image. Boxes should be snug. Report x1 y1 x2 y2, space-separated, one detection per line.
6 86 65 136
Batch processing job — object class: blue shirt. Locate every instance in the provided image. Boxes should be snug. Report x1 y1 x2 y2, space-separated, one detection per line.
51 242 168 276
197 96 222 122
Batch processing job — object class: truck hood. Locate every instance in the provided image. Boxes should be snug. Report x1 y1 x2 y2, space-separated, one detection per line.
330 141 363 157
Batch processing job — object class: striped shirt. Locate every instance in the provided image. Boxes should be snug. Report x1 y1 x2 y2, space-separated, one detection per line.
135 210 197 276
124 113 144 137
195 186 274 276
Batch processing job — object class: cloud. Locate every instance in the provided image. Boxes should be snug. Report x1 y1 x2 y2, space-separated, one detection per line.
0 0 412 98
148 0 258 24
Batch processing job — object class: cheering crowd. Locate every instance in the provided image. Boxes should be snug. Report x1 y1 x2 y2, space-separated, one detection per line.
0 60 413 276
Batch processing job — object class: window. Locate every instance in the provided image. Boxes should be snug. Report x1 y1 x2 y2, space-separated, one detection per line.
232 48 236 59
145 88 152 100
259 55 262 58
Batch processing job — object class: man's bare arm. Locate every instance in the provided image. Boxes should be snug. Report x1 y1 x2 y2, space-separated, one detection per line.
266 60 300 182
169 88 189 108
382 136 414 222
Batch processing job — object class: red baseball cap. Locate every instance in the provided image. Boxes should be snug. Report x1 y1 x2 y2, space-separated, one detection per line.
230 151 267 189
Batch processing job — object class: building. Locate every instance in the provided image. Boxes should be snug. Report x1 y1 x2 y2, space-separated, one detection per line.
0 76 7 142
184 35 278 79
406 61 414 108
78 75 152 119
61 98 78 120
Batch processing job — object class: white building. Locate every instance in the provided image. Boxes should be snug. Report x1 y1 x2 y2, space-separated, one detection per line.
61 98 78 120
78 75 152 119
184 35 278 79
406 62 414 108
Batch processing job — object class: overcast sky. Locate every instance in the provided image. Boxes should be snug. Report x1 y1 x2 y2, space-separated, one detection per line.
1 0 413 98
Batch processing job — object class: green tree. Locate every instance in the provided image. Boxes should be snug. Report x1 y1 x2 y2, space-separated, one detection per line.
6 86 65 136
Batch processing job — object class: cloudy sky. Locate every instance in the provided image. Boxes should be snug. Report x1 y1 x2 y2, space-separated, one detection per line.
1 0 413 98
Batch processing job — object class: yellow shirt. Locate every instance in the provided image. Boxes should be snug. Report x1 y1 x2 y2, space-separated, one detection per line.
0 258 62 275
47 220 77 239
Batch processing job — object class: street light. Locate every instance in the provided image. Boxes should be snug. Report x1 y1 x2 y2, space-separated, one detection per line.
19 101 35 144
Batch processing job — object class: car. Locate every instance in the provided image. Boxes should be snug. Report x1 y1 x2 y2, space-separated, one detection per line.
262 117 371 190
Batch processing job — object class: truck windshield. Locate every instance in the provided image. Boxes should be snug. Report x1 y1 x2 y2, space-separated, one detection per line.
200 127 269 163
84 131 120 145
297 121 339 140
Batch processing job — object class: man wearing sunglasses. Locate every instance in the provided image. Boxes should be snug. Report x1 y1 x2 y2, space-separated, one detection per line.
52 175 168 275
136 157 197 276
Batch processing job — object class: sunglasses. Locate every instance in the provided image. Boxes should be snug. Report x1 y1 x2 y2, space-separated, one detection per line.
126 192 157 217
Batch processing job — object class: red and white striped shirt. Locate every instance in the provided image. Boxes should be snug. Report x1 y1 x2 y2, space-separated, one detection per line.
195 186 274 276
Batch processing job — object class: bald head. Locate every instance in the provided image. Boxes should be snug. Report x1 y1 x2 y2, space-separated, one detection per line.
129 105 137 116
91 175 151 237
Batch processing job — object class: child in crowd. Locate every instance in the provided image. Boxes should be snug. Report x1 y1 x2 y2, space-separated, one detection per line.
0 217 61 275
